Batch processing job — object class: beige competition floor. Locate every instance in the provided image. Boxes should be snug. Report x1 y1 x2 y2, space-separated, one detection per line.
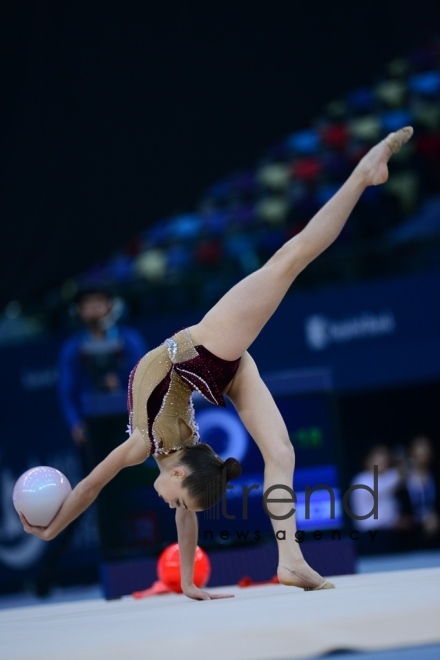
1 567 439 660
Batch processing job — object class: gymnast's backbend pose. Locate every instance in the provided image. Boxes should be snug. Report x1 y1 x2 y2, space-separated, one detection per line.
20 126 413 600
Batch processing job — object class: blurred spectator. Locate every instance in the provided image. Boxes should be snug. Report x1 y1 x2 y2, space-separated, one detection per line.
34 288 147 597
349 444 411 555
403 434 440 549
58 287 147 472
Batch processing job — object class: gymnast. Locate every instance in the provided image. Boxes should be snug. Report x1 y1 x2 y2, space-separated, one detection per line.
20 126 413 600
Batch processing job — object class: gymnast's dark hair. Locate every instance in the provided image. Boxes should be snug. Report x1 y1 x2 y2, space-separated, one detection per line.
179 443 242 510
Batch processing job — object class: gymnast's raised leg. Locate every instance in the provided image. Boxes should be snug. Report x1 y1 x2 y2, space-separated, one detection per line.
189 127 412 362
188 127 413 589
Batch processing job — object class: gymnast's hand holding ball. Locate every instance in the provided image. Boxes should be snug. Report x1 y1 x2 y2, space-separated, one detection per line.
13 466 72 539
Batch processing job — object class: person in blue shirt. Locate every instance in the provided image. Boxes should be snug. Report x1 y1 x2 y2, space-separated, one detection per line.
58 287 147 470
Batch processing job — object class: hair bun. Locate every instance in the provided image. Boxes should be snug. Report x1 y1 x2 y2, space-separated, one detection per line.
223 457 242 481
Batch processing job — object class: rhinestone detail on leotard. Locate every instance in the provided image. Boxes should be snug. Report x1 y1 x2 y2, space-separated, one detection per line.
127 328 241 457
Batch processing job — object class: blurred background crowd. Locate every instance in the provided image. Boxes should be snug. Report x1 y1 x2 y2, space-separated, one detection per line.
2 38 440 334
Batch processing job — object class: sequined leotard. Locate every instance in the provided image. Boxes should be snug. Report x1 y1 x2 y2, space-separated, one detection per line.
127 328 241 457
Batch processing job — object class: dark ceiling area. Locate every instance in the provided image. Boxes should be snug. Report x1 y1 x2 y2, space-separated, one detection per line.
1 0 439 308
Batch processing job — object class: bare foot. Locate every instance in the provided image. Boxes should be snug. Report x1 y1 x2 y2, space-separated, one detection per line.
278 560 335 591
356 126 414 187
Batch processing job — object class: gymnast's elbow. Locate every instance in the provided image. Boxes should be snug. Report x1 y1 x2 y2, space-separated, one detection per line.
77 474 103 505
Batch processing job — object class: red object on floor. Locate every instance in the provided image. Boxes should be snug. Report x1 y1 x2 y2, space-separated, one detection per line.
132 580 173 598
157 543 211 593
238 576 279 588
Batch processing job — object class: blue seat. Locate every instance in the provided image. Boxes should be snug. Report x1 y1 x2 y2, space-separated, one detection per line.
168 214 202 240
408 71 440 96
285 129 320 154
346 87 375 112
379 109 414 133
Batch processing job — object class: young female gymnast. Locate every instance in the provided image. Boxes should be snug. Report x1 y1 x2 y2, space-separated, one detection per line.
19 126 413 600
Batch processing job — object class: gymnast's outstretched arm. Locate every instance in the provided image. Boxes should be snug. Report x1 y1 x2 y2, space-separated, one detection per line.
19 428 148 540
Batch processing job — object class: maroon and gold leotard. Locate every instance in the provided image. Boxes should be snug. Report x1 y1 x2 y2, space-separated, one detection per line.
127 328 241 457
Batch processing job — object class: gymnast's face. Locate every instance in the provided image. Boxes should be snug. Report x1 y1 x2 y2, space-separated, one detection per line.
154 469 197 511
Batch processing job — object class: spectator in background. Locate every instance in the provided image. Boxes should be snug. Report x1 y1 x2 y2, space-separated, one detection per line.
58 287 147 473
403 434 440 549
34 288 147 597
349 444 411 555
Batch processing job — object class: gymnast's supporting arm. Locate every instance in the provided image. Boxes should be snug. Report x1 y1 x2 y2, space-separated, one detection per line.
19 429 149 541
175 507 234 600
175 508 200 596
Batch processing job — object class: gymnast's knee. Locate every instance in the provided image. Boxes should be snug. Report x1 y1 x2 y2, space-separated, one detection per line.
265 240 307 278
266 440 295 472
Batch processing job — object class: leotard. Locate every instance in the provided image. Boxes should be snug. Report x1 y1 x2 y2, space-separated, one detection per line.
127 328 241 457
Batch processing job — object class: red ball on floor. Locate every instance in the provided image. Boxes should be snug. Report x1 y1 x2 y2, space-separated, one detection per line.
157 543 211 593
